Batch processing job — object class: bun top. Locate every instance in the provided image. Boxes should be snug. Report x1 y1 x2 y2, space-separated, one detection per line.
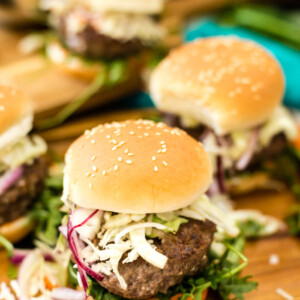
64 120 212 213
150 37 285 135
0 82 33 150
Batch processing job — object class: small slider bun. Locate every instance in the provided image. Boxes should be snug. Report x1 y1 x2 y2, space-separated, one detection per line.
65 120 212 213
150 37 285 135
0 82 33 150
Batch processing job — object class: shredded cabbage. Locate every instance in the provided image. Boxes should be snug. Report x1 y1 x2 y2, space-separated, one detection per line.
0 135 47 169
104 213 145 229
130 228 168 269
178 195 240 237
201 106 297 173
114 222 168 244
260 106 297 146
152 215 188 234
72 209 102 240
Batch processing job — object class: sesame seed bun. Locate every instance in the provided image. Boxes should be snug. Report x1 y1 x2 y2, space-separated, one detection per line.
64 120 212 213
150 37 285 135
0 82 33 150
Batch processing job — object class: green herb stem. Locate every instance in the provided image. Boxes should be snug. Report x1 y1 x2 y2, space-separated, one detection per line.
0 234 14 257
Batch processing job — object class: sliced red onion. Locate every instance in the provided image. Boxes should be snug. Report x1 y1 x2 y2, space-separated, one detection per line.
0 166 24 195
199 128 212 142
51 287 85 300
236 127 260 171
58 225 68 239
11 249 53 265
67 209 104 294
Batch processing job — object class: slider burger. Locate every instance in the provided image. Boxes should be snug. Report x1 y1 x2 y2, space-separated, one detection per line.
40 0 166 79
62 120 239 299
150 37 298 195
0 83 47 243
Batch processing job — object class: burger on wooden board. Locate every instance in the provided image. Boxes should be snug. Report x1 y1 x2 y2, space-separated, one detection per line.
150 37 299 195
54 120 257 300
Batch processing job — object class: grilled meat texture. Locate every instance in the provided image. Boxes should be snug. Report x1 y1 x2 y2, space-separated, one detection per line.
97 219 216 299
0 157 48 226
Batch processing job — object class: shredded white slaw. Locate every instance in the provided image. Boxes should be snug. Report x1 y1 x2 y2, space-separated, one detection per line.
74 195 239 290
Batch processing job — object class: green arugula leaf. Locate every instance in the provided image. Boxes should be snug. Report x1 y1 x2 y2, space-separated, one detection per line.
30 174 64 246
218 276 258 300
237 220 265 238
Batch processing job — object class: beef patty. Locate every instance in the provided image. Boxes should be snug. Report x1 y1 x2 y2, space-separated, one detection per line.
59 17 144 59
97 220 216 299
0 157 48 226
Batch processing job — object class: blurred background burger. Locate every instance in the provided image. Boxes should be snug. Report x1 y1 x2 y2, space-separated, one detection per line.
150 37 298 196
0 82 47 243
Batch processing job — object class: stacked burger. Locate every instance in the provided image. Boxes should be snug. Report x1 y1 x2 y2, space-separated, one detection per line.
58 119 247 300
0 83 48 243
150 37 298 195
40 0 166 78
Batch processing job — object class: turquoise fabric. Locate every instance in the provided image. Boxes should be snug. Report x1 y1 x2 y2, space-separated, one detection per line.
184 19 300 109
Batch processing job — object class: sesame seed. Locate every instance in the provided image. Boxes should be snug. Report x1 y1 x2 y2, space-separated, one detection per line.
114 165 118 171
91 140 96 144
160 141 165 144
91 156 96 161
162 144 166 148
163 161 168 166
128 153 134 156
162 149 167 153
138 136 143 139
106 135 111 139
126 160 132 164
144 133 149 137
85 172 90 177
156 132 161 136
84 130 90 135
118 157 122 162
112 146 117 151
92 166 97 171
102 170 106 176
89 183 93 189
152 156 156 161
129 131 135 135
91 174 95 177
111 139 117 144
157 149 162 154
124 149 129 154
0 105 4 111
154 166 158 172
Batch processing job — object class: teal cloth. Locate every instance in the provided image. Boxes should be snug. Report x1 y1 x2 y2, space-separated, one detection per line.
184 19 300 109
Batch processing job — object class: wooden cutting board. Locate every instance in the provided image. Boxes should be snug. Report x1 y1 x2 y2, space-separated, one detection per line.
1 109 300 299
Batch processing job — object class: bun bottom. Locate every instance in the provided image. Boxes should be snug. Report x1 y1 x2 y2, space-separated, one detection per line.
0 215 34 244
